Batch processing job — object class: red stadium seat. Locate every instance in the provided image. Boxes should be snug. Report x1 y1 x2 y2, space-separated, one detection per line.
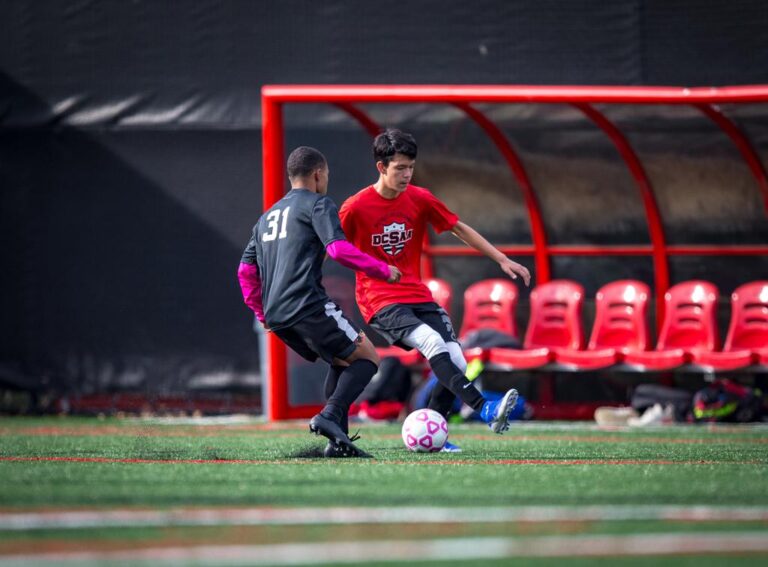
375 277 453 367
694 281 768 370
623 280 719 371
488 280 584 369
426 278 453 315
459 279 518 340
555 280 650 370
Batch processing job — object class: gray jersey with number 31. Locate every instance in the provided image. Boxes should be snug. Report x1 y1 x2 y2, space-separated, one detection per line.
240 189 346 330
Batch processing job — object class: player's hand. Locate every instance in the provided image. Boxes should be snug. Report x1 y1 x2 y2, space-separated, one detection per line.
387 265 402 283
500 258 531 287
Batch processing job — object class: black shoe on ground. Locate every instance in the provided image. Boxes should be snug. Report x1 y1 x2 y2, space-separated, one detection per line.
322 440 372 458
323 431 372 458
310 414 372 458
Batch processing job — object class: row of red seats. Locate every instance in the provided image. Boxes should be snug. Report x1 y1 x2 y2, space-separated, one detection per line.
378 278 768 373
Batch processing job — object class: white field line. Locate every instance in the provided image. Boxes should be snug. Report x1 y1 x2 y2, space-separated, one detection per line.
2 505 768 531
2 533 768 565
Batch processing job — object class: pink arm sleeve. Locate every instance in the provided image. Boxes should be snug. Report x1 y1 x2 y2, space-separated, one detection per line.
237 263 265 323
326 240 391 281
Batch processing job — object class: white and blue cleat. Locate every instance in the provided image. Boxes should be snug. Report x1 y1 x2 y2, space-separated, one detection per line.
440 440 462 453
480 388 519 434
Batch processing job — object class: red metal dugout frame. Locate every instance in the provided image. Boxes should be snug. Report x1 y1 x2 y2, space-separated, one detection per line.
261 85 768 421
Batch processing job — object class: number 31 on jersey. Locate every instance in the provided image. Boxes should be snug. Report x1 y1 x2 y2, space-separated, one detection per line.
262 207 290 241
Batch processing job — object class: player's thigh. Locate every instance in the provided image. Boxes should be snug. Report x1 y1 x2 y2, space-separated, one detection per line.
412 304 458 344
411 305 466 369
369 304 427 347
289 303 366 364
272 326 320 362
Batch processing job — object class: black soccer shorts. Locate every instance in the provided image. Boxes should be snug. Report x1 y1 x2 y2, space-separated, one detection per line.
273 302 363 363
370 302 457 349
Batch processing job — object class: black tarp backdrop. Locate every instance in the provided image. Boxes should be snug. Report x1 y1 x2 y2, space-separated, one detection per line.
1 1 767 401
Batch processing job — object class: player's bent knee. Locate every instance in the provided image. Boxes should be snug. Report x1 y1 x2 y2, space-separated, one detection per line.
402 324 448 360
363 350 380 366
346 334 380 365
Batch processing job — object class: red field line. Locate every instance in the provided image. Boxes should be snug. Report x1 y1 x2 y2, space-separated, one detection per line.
0 456 275 465
0 456 758 466
371 432 768 446
4 426 766 445
463 434 768 445
0 425 307 437
388 459 742 465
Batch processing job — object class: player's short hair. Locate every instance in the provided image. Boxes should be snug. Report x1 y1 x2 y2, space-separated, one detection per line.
373 129 417 166
287 146 327 179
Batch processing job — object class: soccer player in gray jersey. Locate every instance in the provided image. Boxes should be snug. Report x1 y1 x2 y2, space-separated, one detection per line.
239 146 401 457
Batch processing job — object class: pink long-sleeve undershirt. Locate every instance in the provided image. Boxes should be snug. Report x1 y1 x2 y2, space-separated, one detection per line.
237 262 265 323
326 239 390 281
238 240 388 323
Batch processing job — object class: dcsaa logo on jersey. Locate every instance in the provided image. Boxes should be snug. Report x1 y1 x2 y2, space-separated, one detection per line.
372 222 413 256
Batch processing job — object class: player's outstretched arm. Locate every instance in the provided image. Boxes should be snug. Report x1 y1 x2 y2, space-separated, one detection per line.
450 221 531 286
326 239 401 283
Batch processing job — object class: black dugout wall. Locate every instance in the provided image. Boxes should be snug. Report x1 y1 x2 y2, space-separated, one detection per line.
1 1 767 398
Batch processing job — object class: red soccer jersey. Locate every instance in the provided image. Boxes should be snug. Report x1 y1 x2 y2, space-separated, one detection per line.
339 184 459 322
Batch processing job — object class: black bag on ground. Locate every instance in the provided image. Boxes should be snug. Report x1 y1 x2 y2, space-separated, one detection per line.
692 379 766 423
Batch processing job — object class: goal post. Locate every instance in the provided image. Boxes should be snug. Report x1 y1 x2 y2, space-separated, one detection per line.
261 84 768 421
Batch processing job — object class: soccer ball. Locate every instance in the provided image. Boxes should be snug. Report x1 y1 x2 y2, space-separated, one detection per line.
401 409 449 452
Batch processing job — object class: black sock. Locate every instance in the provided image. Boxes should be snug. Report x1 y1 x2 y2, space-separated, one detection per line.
428 353 485 412
323 365 347 433
427 382 458 418
322 359 378 427
323 365 345 399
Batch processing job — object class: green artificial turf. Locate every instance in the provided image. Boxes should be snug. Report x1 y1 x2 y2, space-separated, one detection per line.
0 418 766 508
0 417 766 564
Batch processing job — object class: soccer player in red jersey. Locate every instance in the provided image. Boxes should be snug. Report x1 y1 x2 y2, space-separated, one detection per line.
339 129 531 451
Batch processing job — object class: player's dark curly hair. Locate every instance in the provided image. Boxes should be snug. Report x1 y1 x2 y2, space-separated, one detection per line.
287 146 326 179
373 129 417 166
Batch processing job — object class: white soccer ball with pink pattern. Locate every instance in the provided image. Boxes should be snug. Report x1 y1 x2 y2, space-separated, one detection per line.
401 408 449 453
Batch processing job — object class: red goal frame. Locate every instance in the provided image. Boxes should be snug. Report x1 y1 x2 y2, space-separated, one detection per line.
261 84 768 421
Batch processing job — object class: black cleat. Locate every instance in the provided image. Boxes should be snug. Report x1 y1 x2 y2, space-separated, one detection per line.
309 413 349 443
323 440 343 458
323 432 372 458
310 415 372 458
